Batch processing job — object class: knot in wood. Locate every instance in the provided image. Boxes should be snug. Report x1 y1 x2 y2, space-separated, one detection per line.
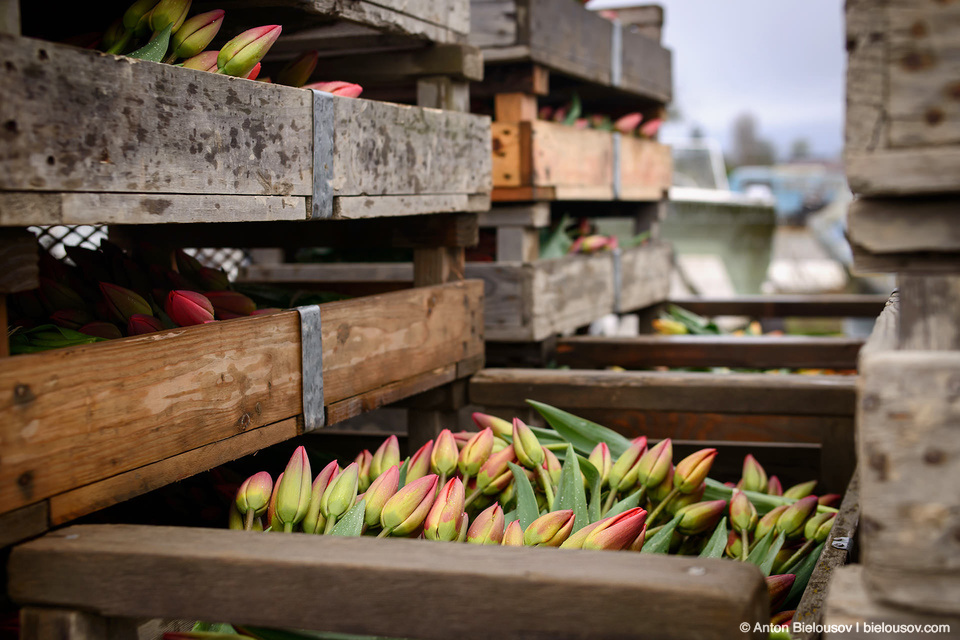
237 413 251 432
14 384 35 404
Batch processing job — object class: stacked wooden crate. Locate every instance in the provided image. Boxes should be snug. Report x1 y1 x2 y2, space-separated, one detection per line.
823 0 960 634
0 0 490 547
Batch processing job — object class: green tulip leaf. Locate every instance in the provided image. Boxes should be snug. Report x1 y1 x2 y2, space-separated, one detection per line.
785 541 826 607
330 499 365 537
554 444 589 532
575 455 602 523
746 529 774 565
562 94 583 127
508 462 540 529
758 532 786 576
503 508 519 525
703 478 837 516
397 458 410 486
642 513 683 554
128 23 173 62
527 400 631 457
699 517 728 558
606 487 643 519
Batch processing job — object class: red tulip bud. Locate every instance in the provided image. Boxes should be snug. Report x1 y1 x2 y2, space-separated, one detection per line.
165 290 215 326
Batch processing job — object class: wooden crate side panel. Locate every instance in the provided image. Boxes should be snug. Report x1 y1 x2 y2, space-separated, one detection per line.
372 0 471 35
620 30 673 103
490 122 530 188
845 0 888 156
858 350 960 615
526 0 613 85
0 35 313 196
469 0 518 48
618 242 671 312
531 121 614 195
619 139 673 201
464 262 531 340
529 254 614 340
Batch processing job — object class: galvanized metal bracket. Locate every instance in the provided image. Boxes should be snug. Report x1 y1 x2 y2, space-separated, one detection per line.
611 19 623 87
831 536 851 551
297 304 325 432
311 90 335 220
612 247 623 314
612 132 622 200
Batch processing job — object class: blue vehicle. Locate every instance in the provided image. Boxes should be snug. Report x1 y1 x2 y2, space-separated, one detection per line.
728 164 849 224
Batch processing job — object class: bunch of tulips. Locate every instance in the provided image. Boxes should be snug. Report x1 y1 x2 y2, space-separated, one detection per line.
537 95 664 138
8 239 276 352
229 402 840 625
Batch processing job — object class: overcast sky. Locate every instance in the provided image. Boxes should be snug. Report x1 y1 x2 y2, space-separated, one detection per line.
588 0 845 161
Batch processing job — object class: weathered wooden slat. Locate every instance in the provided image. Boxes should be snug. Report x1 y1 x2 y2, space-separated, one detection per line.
556 335 864 370
619 137 673 201
899 274 960 350
859 290 899 357
299 44 484 83
847 197 960 254
669 295 889 319
9 525 769 640
0 501 48 549
0 227 38 293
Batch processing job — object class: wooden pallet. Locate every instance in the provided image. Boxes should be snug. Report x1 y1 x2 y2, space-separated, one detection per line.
666 295 889 320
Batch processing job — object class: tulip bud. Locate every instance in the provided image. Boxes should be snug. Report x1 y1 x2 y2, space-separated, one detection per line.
775 496 818 538
673 448 717 494
608 437 647 492
783 480 817 500
649 464 675 502
276 446 312 531
236 471 273 520
582 507 648 551
303 81 363 98
100 282 152 324
370 435 400 481
755 505 789 542
741 454 768 493
666 481 705 515
676 500 727 536
166 290 215 326
150 0 191 32
730 490 759 534
123 0 160 30
652 318 688 335
276 50 319 87
614 112 643 134
265 471 282 531
512 418 544 469
169 9 223 60
471 412 513 439
466 503 505 545
380 474 438 536
543 447 562 486
202 290 256 320
354 450 373 492
475 446 517 494
196 266 230 291
246 63 262 80
39 277 85 313
491 437 510 453
320 461 359 522
818 493 841 508
127 313 164 336
767 574 796 613
497 478 516 504
524 510 576 547
502 519 524 546
50 308 94 330
79 322 123 340
803 512 835 543
635 438 672 488
423 478 466 542
559 521 602 550
725 530 744 559
363 464 399 529
628 524 648 552
404 440 434 484
588 443 612 485
182 50 219 72
640 118 663 138
431 429 459 477
767 475 783 496
218 25 282 78
458 428 494 478
302 460 339 534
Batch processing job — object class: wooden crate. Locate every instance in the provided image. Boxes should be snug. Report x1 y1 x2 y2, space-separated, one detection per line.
0 281 484 540
666 295 888 320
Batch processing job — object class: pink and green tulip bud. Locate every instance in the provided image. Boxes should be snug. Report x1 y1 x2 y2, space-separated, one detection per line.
50 308 94 330
725 530 744 559
673 448 717 494
320 461 359 522
196 266 230 291
483 469 515 496
608 437 647 492
370 435 400 480
165 290 215 326
818 493 841 508
767 575 796 613
431 429 459 477
276 446 312 530
559 521 602 550
628 524 648 552
354 449 373 492
236 471 273 518
803 512 836 543
127 313 164 336
512 418 545 468
649 464 675 502
476 446 517 493
524 509 576 547
302 459 339 534
741 454 768 493
404 440 434 484
303 81 363 98
204 290 257 320
730 489 759 534
100 282 152 324
276 50 319 87
775 495 819 539
783 480 817 500
218 25 282 78
497 478 516 504
614 112 643 134
491 437 510 453
768 475 783 496
170 9 223 60
471 412 513 439
228 501 244 530
123 0 160 30
755 505 789 542
458 428 494 478
676 500 727 536
266 471 282 531
635 438 672 488
423 477 466 541
771 610 796 627
182 50 219 72
582 507 648 551
467 503 505 545
588 442 612 485
543 447 562 486
640 118 663 138
452 431 473 449
39 277 86 312
666 482 705 515
502 519 524 546
380 474 438 536
364 464 399 529
150 0 191 32
174 249 203 280
79 322 122 340
246 63 262 80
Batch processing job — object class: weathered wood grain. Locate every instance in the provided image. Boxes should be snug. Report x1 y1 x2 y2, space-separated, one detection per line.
0 501 47 549
0 0 18 35
469 0 517 48
619 241 672 311
899 274 960 350
860 290 899 357
0 227 38 293
669 294 889 319
240 262 414 283
847 196 960 255
530 121 614 197
9 525 769 640
556 335 864 371
620 137 673 200
300 44 483 83
478 202 551 228
491 122 532 188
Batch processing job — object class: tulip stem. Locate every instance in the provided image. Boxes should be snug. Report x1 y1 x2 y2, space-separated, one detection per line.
601 488 618 516
283 522 293 533
645 524 664 538
376 527 393 539
740 529 749 562
779 538 814 574
536 466 555 511
645 487 680 525
438 473 447 493
460 473 470 492
464 487 484 508
323 516 337 535
244 510 255 532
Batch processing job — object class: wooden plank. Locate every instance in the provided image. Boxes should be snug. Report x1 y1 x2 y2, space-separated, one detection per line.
845 148 960 197
464 262 529 337
898 274 960 350
851 243 960 273
470 368 857 416
300 44 484 83
478 202 551 228
619 138 673 201
491 186 556 201
557 335 864 370
530 121 614 198
240 262 413 284
494 92 538 122
669 295 889 319
416 76 471 112
618 241 672 312
860 290 899 356
0 227 38 293
858 350 960 615
333 193 490 219
491 122 532 189
9 524 769 640
20 608 107 640
413 246 466 286
325 364 458 426
469 0 518 48
496 226 539 262
618 20 673 103
847 196 960 254
844 0 887 157
0 0 18 35
615 5 664 41
48 418 299 526
525 0 609 85
0 501 47 549
471 62 550 98
529 252 615 341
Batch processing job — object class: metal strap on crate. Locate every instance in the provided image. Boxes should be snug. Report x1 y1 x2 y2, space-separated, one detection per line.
612 132 622 200
612 247 623 314
611 19 623 87
297 304 325 431
311 90 335 220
